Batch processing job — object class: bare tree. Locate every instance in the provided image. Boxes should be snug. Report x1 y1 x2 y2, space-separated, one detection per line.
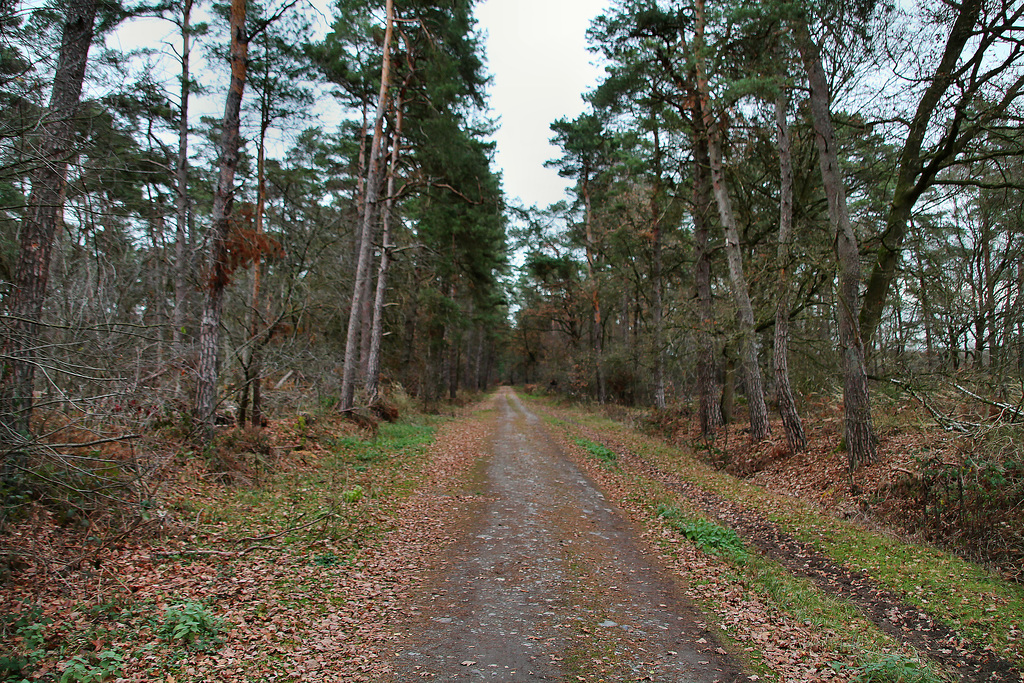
860 0 1024 346
195 0 249 434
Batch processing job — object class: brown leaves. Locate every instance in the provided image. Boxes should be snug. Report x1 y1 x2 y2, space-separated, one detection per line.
206 202 285 291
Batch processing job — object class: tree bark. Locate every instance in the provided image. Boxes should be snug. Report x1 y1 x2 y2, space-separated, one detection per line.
793 19 877 469
773 93 807 454
341 0 393 411
1 0 97 440
694 0 770 441
721 346 735 425
691 111 723 436
195 0 248 434
582 174 606 404
244 91 270 428
1018 261 1024 379
365 85 406 402
915 222 934 367
651 123 666 409
172 0 193 394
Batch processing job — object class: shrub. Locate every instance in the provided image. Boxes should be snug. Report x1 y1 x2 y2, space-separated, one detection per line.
159 602 223 650
58 650 123 683
342 485 364 504
829 653 943 683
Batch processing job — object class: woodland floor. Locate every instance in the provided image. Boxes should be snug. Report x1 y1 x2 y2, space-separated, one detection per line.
1 388 1022 682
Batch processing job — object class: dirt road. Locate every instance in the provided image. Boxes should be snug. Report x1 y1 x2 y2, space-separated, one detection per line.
385 388 742 682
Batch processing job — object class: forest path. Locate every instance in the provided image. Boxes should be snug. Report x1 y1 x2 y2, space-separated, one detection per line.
384 387 741 682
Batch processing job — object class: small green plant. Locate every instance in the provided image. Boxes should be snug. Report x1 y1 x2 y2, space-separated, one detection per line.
58 650 123 683
574 437 618 469
341 485 364 504
0 607 50 681
312 553 340 567
354 448 384 464
656 504 746 557
159 602 222 650
833 653 942 683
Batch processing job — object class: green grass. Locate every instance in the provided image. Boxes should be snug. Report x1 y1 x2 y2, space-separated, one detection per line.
573 437 618 469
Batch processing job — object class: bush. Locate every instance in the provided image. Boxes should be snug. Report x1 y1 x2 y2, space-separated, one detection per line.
59 650 123 683
829 653 943 683
342 485 364 504
894 426 1024 574
0 607 49 681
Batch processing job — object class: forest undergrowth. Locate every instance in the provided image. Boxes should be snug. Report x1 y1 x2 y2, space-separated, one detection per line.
0 390 489 682
597 380 1024 581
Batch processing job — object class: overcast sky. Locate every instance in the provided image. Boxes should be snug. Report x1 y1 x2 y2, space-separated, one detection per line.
475 0 611 209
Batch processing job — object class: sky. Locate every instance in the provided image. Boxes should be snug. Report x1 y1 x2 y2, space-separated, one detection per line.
474 0 611 209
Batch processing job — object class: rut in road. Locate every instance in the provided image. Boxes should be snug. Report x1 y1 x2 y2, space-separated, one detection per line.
385 388 742 682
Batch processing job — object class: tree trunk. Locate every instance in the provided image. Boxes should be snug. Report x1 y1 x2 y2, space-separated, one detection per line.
691 112 723 436
365 84 406 402
246 95 271 428
651 123 666 409
973 235 987 369
794 19 877 469
341 0 393 411
694 0 770 441
913 221 934 366
148 205 168 379
773 93 807 454
195 0 248 434
1018 261 1024 379
0 0 97 440
172 0 193 395
582 178 606 404
474 330 487 390
721 346 735 425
